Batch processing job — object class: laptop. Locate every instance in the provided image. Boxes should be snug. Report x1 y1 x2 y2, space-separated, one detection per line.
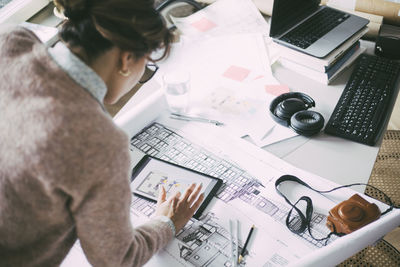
269 0 369 58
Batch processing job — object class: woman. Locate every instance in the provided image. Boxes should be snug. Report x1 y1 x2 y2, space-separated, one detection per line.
0 0 204 266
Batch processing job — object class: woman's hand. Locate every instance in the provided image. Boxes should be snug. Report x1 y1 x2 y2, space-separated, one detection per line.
155 183 205 233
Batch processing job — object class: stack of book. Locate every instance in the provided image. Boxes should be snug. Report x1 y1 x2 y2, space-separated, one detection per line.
275 27 368 84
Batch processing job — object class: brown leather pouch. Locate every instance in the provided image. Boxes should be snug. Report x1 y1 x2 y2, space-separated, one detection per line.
326 194 381 234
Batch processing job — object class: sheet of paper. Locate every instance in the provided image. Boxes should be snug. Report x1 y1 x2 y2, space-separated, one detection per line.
249 124 299 148
199 0 273 15
128 117 400 267
265 84 290 96
161 0 297 146
157 33 279 140
171 0 269 39
62 97 400 267
244 75 300 145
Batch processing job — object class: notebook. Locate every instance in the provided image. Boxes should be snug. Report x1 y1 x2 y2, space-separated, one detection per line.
269 0 369 58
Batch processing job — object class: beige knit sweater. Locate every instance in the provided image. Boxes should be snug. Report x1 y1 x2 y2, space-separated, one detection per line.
0 26 172 266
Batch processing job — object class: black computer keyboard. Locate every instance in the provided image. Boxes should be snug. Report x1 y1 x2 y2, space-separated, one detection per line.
282 8 349 49
324 54 400 146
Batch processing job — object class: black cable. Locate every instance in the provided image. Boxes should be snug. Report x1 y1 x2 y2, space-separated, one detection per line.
275 175 400 245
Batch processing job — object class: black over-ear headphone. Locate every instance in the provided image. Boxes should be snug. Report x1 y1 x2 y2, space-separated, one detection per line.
269 92 325 136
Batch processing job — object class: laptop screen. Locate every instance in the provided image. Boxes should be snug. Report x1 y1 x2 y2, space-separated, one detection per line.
270 0 320 37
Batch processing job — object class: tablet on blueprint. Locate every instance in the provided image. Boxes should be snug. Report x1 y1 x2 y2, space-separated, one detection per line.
130 156 223 219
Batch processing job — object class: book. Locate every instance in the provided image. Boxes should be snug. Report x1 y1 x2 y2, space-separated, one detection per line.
324 41 360 77
274 26 368 72
281 41 360 76
278 45 366 84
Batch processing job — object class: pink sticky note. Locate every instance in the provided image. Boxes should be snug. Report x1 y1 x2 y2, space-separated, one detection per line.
191 18 217 32
265 84 290 96
223 65 251 82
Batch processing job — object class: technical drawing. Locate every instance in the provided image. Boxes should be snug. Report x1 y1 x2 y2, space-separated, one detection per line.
130 122 337 252
177 212 245 267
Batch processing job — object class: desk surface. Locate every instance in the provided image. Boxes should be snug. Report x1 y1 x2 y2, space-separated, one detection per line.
266 46 379 187
115 40 394 190
28 0 391 189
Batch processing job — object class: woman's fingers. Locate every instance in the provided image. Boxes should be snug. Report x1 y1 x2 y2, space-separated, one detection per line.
181 183 196 203
166 189 180 201
172 192 180 210
167 189 180 203
161 183 203 214
190 193 205 213
187 183 203 204
157 185 167 204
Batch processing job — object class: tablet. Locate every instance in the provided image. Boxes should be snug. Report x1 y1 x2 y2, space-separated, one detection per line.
130 156 222 219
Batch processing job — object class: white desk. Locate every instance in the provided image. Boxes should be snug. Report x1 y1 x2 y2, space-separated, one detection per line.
27 0 391 189
114 40 396 190
265 40 382 187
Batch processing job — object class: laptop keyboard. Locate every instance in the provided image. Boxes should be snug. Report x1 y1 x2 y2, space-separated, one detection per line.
281 8 350 49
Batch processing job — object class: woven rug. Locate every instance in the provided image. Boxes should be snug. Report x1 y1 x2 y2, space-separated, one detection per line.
339 130 400 267
365 130 400 206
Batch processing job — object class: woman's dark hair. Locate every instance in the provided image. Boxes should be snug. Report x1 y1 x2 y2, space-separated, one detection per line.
53 0 172 63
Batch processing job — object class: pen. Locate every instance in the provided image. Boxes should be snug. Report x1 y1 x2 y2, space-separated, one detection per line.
170 113 224 126
238 225 255 263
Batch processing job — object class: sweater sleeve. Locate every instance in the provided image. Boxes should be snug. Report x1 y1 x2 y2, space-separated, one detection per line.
62 117 174 267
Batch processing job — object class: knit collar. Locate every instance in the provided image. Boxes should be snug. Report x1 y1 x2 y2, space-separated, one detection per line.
48 42 107 108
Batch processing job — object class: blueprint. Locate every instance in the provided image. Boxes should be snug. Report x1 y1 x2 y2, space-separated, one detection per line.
130 122 336 248
128 121 340 267
61 115 400 267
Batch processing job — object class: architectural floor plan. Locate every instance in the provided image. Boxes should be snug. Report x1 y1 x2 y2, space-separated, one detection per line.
129 122 337 266
62 119 399 267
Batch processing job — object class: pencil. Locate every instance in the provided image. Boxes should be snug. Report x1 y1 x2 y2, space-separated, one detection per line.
238 225 255 263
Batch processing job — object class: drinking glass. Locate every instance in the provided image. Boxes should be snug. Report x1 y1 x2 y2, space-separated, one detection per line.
163 71 191 114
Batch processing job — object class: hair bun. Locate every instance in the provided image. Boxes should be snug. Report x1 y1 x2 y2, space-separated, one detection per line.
64 5 90 21
54 0 90 21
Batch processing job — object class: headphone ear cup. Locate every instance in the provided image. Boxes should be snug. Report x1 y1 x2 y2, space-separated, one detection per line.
274 103 292 123
290 110 325 136
274 98 308 123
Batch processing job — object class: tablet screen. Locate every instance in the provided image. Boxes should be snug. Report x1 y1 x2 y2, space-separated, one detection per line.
130 156 222 219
